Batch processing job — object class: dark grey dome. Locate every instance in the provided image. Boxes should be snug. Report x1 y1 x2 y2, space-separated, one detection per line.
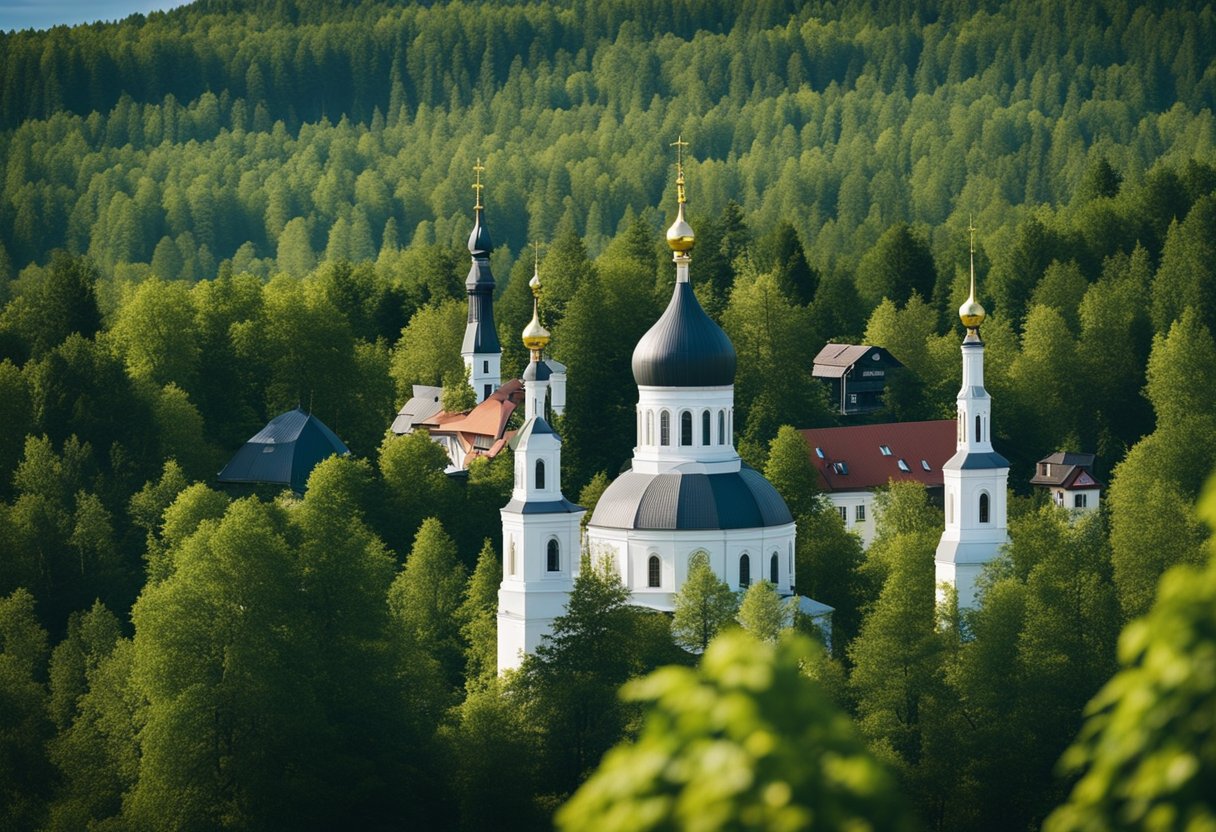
467 207 493 256
589 463 793 531
632 281 736 387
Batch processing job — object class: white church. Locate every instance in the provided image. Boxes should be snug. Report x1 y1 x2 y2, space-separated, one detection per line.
934 225 1010 611
495 154 830 673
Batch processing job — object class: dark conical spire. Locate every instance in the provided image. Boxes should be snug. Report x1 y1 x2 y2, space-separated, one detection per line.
463 157 500 356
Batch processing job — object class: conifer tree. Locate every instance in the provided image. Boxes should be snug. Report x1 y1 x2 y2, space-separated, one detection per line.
671 552 738 653
459 538 502 691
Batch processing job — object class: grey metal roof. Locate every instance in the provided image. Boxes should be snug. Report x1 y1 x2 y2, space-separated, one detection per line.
502 497 583 514
631 281 736 387
508 416 556 449
217 408 349 493
943 450 1011 470
589 463 793 531
522 359 551 382
391 385 443 435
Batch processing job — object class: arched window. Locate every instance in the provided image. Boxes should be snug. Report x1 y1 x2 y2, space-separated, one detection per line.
770 552 779 584
976 414 982 442
739 553 751 588
680 411 693 446
646 411 654 446
648 555 661 588
979 492 990 523
660 411 670 446
547 539 560 572
702 410 711 445
718 410 725 444
535 459 546 490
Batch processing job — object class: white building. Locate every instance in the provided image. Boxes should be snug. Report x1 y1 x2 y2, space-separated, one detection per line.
1029 451 1102 514
496 157 831 674
935 231 1010 611
800 420 956 548
497 282 584 672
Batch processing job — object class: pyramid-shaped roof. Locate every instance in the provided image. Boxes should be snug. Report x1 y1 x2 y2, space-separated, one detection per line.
217 408 349 493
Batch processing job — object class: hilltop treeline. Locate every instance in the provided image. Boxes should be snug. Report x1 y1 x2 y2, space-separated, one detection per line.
2 0 1216 829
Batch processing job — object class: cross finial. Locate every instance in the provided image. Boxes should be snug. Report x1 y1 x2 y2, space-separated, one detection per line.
671 135 690 204
472 157 486 210
967 213 977 255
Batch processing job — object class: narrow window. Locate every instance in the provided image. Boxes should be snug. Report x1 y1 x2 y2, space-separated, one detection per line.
535 459 546 490
976 415 982 442
739 554 751 588
483 360 489 373
838 505 848 523
508 540 516 576
960 415 966 442
646 411 654 446
680 411 693 446
483 384 492 399
547 539 559 572
702 410 711 446
770 552 779 584
648 555 661 588
718 410 725 444
660 411 670 446
979 492 990 523
856 504 866 521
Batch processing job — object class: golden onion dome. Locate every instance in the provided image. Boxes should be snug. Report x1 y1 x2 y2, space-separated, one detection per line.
522 267 550 353
666 199 695 252
959 293 986 330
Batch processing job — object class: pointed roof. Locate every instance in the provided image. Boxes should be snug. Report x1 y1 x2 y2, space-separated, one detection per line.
631 281 736 387
217 408 349 493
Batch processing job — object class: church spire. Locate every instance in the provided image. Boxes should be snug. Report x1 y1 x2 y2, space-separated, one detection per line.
462 156 501 402
959 215 986 334
665 135 695 257
521 247 552 422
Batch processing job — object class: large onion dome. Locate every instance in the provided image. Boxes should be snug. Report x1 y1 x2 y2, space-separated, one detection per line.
631 282 736 387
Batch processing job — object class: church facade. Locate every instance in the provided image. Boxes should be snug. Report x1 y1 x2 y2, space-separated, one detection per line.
496 151 826 674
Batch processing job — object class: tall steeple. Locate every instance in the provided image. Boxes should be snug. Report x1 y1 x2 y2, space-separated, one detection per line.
629 137 739 476
936 219 1010 612
462 157 501 404
497 262 584 675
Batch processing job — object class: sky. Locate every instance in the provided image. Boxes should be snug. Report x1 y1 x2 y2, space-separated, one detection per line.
0 0 192 31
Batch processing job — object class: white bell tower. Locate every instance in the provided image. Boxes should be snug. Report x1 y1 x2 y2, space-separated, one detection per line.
936 222 1010 612
498 268 584 673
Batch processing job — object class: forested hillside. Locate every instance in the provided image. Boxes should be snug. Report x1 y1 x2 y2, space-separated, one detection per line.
1 0 1215 829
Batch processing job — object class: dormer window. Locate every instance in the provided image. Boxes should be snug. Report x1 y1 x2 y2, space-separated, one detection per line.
897 459 910 472
815 447 825 459
832 461 848 475
879 445 892 456
921 459 931 471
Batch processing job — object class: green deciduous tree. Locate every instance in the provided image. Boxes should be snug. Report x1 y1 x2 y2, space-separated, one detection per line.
0 588 54 831
558 631 912 832
670 551 738 653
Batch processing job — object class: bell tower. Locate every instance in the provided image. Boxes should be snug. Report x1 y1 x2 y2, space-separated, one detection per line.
462 157 502 403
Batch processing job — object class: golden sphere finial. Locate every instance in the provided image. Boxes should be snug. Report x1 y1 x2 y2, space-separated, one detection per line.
960 215 986 331
522 248 550 354
666 135 695 252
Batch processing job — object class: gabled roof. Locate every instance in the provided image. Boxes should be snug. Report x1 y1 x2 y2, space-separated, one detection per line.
217 408 349 493
1030 450 1102 490
390 385 444 435
812 344 902 378
799 420 955 492
415 378 525 467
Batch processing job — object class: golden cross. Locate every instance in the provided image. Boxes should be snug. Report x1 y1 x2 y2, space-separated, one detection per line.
533 240 541 273
670 135 689 171
967 214 978 254
472 157 485 209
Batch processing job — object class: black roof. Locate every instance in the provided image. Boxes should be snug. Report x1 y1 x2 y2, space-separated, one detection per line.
589 463 793 531
217 408 349 493
631 280 736 387
467 206 493 257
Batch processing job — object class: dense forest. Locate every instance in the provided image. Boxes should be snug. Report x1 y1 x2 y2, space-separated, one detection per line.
1 0 1215 829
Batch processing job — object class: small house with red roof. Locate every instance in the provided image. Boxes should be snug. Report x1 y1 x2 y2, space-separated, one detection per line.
406 378 525 472
800 420 956 547
1029 451 1102 513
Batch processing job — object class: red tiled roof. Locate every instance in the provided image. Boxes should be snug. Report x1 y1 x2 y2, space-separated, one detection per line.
799 420 956 492
416 378 525 462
